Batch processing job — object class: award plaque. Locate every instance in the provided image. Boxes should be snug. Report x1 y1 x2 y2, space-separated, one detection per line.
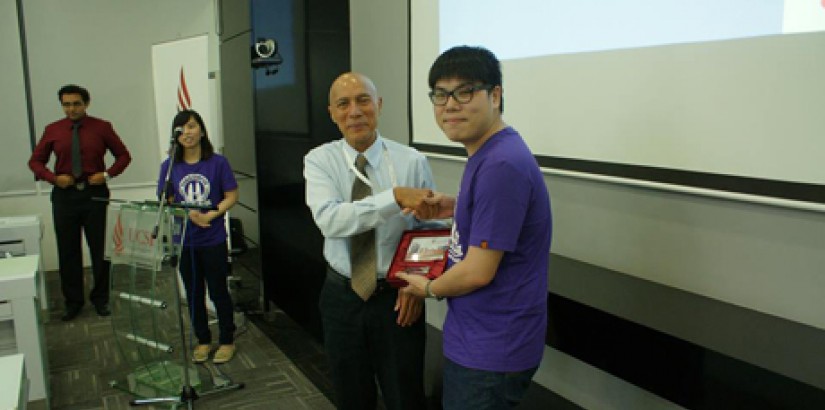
387 228 451 287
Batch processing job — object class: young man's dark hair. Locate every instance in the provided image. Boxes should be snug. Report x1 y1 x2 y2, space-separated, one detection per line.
428 45 504 113
58 84 91 104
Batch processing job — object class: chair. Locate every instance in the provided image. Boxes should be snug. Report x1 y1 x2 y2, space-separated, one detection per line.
225 216 247 295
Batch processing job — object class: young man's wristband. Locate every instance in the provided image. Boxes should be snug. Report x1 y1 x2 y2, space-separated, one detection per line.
425 279 442 300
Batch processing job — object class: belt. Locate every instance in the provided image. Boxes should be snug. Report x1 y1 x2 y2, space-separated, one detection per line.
73 181 86 191
326 266 391 299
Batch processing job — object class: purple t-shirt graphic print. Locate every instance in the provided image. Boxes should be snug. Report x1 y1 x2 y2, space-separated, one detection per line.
158 154 238 247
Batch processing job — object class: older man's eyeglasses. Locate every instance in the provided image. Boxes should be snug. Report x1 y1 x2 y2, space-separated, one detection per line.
428 84 494 106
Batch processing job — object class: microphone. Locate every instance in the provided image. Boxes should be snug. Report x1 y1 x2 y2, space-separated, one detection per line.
171 126 184 141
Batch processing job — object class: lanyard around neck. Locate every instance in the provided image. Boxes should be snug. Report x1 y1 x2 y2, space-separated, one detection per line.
341 140 397 189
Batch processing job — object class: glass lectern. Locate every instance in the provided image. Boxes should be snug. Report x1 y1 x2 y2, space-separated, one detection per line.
103 201 242 408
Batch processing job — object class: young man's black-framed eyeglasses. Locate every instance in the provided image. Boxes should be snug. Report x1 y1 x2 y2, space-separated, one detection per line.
428 84 494 106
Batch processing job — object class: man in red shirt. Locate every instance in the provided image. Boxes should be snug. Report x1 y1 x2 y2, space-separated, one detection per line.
28 84 131 321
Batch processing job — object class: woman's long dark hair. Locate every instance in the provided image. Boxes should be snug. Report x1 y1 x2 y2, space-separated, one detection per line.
171 109 214 163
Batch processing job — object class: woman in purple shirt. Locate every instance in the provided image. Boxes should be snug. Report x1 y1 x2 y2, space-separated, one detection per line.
158 109 239 364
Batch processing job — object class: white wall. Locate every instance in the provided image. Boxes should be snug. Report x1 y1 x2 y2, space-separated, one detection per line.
0 0 222 271
349 0 410 144
549 172 825 331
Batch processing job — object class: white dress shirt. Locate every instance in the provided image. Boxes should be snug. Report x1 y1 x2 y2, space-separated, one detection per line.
304 134 437 278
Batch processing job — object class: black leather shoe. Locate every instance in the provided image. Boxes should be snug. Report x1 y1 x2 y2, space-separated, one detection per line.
95 304 111 317
61 307 81 321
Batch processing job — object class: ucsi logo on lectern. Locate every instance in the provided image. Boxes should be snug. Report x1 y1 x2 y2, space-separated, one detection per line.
112 215 155 255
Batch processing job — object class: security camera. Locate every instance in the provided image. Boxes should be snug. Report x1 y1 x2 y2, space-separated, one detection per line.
251 38 283 76
253 38 277 59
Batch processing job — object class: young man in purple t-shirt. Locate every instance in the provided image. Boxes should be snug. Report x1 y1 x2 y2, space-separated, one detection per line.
397 46 553 409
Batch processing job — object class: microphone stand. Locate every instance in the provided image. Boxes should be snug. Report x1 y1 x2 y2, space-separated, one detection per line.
152 134 179 240
129 200 235 409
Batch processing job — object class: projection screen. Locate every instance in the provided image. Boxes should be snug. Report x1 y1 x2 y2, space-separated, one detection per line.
409 0 825 204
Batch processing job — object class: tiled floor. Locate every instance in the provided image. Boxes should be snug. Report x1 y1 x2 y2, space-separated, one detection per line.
43 249 334 409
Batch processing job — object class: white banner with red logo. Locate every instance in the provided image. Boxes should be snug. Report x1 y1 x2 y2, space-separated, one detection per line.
151 35 220 160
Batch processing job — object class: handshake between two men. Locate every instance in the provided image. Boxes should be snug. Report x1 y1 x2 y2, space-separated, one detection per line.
393 187 456 220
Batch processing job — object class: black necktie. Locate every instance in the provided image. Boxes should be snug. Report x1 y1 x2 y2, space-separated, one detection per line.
350 154 377 300
71 122 82 178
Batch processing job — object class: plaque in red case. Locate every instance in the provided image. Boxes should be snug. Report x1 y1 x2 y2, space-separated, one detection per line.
387 229 451 287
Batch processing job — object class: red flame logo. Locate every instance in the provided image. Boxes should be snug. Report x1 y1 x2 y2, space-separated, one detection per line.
113 215 124 254
177 67 192 111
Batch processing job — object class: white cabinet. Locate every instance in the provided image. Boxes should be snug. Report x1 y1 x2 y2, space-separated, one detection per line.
0 354 27 410
0 256 48 408
0 216 46 314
